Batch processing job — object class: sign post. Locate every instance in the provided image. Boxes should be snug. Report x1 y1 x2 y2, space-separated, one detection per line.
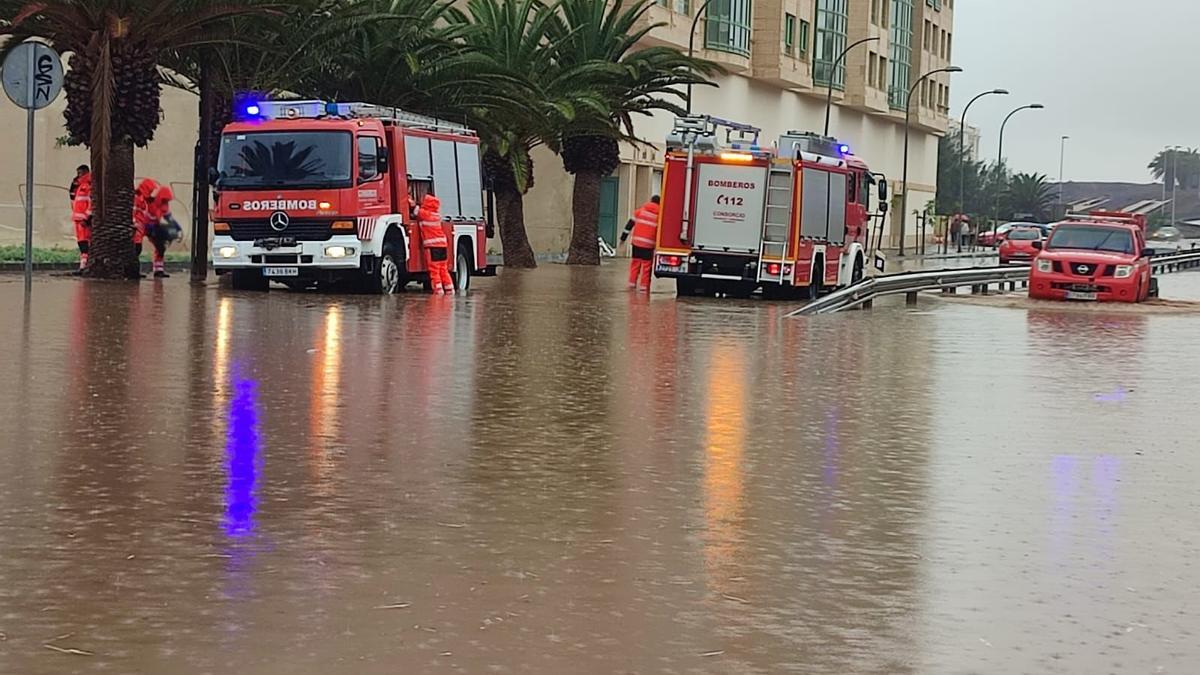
2 41 64 291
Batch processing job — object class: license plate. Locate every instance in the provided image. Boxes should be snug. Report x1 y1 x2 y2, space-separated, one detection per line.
1065 290 1097 301
263 267 299 278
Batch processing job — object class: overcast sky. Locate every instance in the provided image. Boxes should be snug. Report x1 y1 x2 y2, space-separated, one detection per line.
952 0 1200 184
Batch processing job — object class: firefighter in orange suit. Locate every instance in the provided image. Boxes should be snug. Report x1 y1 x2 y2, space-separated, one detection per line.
133 178 181 278
619 195 660 292
417 194 455 295
70 169 92 272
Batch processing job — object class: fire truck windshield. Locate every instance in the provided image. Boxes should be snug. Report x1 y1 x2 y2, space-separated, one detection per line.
217 131 353 190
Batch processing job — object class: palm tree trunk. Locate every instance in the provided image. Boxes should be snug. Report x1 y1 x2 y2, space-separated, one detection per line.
496 189 537 269
86 140 139 279
566 170 602 266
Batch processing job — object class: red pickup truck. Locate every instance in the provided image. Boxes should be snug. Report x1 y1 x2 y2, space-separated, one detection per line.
1029 211 1155 303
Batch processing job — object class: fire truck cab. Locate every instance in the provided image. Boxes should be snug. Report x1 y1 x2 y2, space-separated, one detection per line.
655 116 887 299
211 100 490 293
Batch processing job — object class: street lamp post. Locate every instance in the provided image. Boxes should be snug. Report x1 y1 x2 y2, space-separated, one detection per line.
686 0 717 115
1171 145 1180 226
823 36 881 136
992 103 1045 237
899 65 963 256
1058 135 1069 217
956 88 1009 253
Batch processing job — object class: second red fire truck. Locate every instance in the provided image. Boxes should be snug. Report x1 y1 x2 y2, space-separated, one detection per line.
654 116 888 299
211 100 490 293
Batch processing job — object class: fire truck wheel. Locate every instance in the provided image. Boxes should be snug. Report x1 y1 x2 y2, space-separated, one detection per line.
805 259 823 299
231 269 269 292
453 245 471 292
852 256 865 284
369 241 404 295
676 278 701 297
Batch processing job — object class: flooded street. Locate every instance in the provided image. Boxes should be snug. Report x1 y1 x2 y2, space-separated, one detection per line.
2 266 1200 674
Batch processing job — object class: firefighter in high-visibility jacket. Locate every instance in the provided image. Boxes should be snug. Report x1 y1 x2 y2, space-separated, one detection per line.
70 169 92 272
133 178 181 278
619 195 660 292
417 194 455 295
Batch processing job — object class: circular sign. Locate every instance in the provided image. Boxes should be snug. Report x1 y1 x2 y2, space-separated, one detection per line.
269 211 290 232
2 42 63 111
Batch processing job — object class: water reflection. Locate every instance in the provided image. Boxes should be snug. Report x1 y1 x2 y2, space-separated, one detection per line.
702 341 746 585
309 304 342 487
223 375 261 539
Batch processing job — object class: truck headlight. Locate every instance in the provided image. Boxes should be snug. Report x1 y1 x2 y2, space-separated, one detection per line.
1114 265 1134 278
324 246 355 258
1036 259 1053 273
218 246 238 259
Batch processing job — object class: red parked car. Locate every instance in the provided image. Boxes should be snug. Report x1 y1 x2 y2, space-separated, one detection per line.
1029 212 1155 303
998 227 1043 264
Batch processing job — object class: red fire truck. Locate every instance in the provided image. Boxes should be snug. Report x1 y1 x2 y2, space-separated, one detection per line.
654 116 887 299
211 100 490 293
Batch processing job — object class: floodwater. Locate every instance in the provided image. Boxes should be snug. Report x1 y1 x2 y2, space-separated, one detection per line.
2 266 1200 674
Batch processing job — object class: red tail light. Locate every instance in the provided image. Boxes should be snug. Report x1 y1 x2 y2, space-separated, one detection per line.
767 263 782 275
661 255 682 267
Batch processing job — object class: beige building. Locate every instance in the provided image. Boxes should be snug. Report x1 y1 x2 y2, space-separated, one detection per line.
521 0 958 256
0 0 955 256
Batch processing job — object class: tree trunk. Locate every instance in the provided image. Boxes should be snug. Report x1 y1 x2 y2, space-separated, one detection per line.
191 59 216 283
496 189 537 269
566 170 602 266
85 140 139 279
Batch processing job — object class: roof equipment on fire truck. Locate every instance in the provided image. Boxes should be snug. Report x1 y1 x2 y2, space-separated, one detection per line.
238 99 474 135
667 115 766 242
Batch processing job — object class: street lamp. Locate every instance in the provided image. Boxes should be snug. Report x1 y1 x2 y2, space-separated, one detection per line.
992 103 1045 236
956 88 1009 252
823 36 881 136
1058 135 1069 217
686 0 718 115
899 65 963 256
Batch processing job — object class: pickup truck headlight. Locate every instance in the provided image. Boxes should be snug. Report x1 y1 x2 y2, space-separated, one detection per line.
1114 265 1134 279
1036 259 1053 273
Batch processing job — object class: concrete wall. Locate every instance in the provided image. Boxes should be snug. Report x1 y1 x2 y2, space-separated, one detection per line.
0 86 198 249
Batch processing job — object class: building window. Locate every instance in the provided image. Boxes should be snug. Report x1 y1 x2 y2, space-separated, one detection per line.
923 20 931 51
784 13 796 55
878 55 888 89
814 0 849 90
868 51 878 89
675 0 690 14
946 32 952 59
871 0 880 25
704 0 751 56
799 19 810 55
888 0 913 109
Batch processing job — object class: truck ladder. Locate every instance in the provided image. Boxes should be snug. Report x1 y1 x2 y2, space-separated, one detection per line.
758 164 795 285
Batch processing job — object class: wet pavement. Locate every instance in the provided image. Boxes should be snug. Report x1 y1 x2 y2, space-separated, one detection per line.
2 265 1200 674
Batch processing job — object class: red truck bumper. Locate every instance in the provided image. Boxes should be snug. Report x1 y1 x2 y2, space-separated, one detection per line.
1029 272 1142 303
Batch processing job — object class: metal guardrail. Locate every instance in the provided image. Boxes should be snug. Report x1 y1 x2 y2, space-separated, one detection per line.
789 248 1200 317
788 265 1031 316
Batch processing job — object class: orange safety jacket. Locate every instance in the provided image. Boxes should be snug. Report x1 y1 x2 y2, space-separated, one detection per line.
134 178 173 226
71 173 92 224
417 195 447 249
629 201 660 250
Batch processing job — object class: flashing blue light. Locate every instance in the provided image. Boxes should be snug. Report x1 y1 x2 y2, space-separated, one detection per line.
244 104 261 117
838 144 851 155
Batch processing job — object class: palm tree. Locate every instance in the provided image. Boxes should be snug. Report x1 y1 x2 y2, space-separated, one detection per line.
1006 172 1054 221
2 0 268 278
460 0 569 269
547 0 716 265
1148 147 1200 191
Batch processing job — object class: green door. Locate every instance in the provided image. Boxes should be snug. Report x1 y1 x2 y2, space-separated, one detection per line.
598 176 620 247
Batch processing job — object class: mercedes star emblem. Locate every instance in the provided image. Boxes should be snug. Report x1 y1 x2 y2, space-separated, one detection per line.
269 211 290 232
1076 265 1090 275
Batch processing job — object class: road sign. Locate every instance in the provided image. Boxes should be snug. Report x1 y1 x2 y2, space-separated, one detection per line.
2 42 64 291
3 42 63 110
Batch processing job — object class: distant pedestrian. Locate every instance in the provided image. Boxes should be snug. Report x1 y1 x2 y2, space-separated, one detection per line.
620 195 660 293
70 169 92 272
959 218 971 252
